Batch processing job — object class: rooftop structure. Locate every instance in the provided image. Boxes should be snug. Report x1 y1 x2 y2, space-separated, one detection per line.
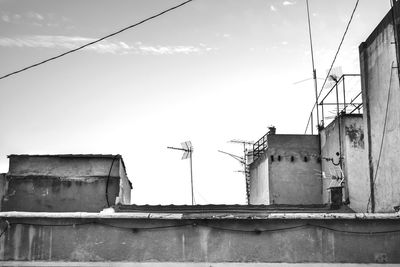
1 154 132 212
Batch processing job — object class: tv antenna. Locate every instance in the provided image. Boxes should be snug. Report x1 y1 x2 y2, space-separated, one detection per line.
167 141 195 205
218 139 253 204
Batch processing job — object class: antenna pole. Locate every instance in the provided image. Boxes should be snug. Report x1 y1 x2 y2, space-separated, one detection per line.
306 0 320 128
189 149 194 205
167 141 194 205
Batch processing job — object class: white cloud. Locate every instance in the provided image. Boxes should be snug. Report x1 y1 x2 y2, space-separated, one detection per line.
0 35 214 55
282 1 296 6
0 11 66 28
27 12 44 21
1 14 10 22
281 41 288 45
270 5 277 12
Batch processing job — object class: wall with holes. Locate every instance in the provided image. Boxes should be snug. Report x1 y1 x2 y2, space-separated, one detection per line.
267 135 322 204
359 3 400 213
249 135 322 205
0 155 130 212
320 114 369 212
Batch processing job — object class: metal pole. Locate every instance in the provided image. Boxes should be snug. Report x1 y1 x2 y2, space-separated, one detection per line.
336 83 340 118
306 0 320 127
189 149 194 205
311 111 314 135
343 76 346 113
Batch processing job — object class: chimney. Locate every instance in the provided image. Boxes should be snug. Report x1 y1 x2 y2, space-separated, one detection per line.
268 126 276 135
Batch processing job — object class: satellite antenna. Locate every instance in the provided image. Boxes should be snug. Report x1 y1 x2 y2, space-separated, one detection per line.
167 141 194 205
324 66 343 89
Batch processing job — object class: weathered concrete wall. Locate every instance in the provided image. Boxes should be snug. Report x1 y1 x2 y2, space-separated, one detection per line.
1 217 400 263
320 115 369 212
0 174 7 211
118 160 131 205
8 155 121 177
359 4 400 212
343 115 369 212
249 135 322 205
1 176 120 212
1 156 131 212
267 135 322 205
249 153 269 205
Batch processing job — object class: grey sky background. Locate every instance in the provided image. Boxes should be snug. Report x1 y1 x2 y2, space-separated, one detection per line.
0 0 390 204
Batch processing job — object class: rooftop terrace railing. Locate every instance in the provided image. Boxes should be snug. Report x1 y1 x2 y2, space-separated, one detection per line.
252 132 268 162
305 74 362 134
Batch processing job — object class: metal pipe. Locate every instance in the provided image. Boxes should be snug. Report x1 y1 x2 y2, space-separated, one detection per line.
311 111 314 134
343 76 346 113
190 149 194 205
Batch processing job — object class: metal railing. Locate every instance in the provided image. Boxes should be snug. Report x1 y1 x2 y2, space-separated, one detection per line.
252 132 268 162
305 74 362 134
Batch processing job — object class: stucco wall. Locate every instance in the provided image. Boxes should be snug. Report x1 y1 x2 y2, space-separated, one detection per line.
0 174 6 211
343 115 370 212
249 154 269 205
249 135 322 205
268 135 322 205
320 115 369 212
1 176 120 212
1 156 131 212
359 5 400 212
1 217 399 263
8 156 121 177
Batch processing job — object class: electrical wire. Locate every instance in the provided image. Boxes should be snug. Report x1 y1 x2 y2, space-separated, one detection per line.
3 220 400 236
105 155 120 208
366 62 394 212
0 0 195 81
0 220 9 238
317 0 360 100
308 223 400 235
305 0 360 132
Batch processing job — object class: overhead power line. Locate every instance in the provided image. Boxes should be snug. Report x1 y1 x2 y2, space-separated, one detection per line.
317 0 360 99
305 0 360 131
0 0 195 81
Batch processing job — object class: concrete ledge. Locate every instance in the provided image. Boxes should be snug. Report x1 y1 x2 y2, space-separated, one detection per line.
1 211 400 220
0 262 399 266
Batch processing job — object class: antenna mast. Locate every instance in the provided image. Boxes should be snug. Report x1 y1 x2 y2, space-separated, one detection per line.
306 0 320 130
219 139 253 204
167 141 194 205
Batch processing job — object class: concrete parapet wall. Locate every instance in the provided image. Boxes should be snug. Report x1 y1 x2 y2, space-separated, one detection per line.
0 216 399 263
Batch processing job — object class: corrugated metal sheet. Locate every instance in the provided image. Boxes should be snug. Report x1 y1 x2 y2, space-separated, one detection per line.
113 204 355 214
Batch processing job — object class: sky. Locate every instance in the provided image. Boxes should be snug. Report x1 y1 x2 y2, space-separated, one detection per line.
0 0 391 204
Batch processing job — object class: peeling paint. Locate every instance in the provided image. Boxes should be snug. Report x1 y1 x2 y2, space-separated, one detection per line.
345 125 364 148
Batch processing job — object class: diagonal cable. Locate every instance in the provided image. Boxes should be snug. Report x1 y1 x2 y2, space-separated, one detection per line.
0 0 195 81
